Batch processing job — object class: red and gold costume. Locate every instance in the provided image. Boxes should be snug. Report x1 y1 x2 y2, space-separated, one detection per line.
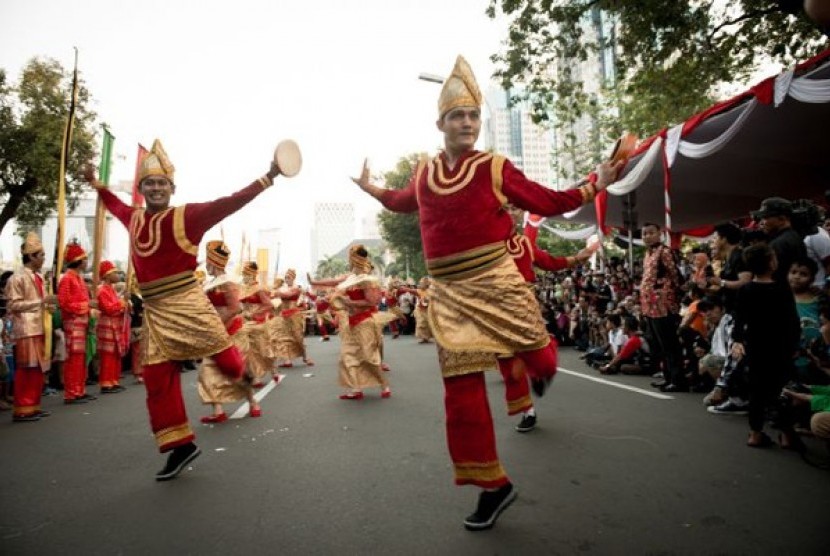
58 242 91 402
383 281 407 338
97 139 272 452
332 247 391 395
96 261 127 389
198 241 254 405
400 280 432 342
5 233 50 419
306 289 335 340
239 261 277 380
375 56 597 488
272 269 310 366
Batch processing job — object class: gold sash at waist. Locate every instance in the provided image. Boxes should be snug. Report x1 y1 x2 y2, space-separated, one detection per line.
139 271 197 300
426 242 507 280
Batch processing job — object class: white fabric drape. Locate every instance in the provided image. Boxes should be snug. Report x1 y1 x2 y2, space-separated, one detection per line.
541 223 597 240
677 100 758 160
606 137 664 196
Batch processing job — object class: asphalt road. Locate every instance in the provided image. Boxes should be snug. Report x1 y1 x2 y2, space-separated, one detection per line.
1 336 828 555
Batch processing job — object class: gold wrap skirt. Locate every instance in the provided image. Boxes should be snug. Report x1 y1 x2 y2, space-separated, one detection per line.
141 283 231 366
278 311 306 360
241 319 274 379
197 332 251 404
338 316 388 390
414 305 432 341
427 254 548 377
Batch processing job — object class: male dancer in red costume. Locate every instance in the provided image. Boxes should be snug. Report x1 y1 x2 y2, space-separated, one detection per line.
352 55 620 530
96 260 127 394
58 242 96 405
4 233 57 421
85 139 284 480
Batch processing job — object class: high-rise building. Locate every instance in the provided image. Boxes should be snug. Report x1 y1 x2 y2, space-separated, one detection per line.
310 202 355 268
484 87 557 188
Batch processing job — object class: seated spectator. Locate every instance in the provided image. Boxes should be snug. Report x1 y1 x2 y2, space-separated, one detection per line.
598 316 649 375
695 296 734 407
584 314 626 368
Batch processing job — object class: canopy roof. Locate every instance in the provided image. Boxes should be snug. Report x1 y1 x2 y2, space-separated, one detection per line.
561 49 830 233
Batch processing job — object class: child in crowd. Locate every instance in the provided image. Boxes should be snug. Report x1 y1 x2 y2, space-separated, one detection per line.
731 244 801 448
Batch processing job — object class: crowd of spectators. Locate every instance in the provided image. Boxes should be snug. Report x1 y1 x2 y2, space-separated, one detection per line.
535 196 830 452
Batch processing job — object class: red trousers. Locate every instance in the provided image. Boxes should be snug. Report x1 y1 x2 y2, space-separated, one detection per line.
63 352 87 400
130 341 142 379
514 337 558 380
443 372 509 489
497 358 533 416
99 351 121 387
144 345 245 452
13 367 44 417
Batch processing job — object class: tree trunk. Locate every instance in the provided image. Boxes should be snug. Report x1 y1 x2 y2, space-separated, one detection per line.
0 178 37 236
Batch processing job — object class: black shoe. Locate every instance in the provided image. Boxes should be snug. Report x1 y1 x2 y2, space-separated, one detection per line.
36 410 52 418
463 483 518 531
515 414 537 433
64 397 89 405
12 413 41 422
81 394 98 401
530 377 552 397
101 385 126 394
155 443 201 481
660 383 689 393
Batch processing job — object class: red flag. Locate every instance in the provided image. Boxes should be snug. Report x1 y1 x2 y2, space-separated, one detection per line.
132 144 148 207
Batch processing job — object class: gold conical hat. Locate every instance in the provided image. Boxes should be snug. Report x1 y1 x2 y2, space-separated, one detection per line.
437 55 482 118
139 139 175 182
21 231 43 255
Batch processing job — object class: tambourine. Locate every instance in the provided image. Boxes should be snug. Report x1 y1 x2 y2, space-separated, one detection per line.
273 139 302 178
608 132 637 177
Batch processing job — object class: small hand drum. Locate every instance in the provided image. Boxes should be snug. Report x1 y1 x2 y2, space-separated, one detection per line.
273 140 302 178
608 132 637 178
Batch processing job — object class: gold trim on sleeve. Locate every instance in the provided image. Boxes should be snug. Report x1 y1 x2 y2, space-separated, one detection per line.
490 155 507 205
173 206 198 256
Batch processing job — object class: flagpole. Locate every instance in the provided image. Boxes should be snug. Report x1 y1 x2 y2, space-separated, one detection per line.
123 144 148 300
91 124 114 295
51 46 79 292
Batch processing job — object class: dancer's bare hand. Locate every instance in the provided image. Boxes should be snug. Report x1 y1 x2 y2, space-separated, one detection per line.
351 159 371 191
594 160 625 191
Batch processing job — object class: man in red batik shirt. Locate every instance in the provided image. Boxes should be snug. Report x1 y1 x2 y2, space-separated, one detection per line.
351 55 621 531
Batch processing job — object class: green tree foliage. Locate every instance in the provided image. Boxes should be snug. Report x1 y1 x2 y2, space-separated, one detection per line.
487 1 826 178
314 254 349 279
0 57 97 235
376 154 428 280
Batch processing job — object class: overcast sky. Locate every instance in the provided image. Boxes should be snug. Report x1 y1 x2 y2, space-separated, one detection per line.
0 0 509 277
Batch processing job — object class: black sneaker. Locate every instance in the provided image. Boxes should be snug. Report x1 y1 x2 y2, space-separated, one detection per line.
64 397 89 405
155 443 201 481
80 394 98 401
515 414 537 433
12 413 41 422
530 377 552 397
463 483 518 531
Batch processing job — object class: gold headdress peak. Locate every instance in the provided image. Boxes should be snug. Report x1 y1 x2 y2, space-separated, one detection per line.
21 231 43 255
139 139 175 183
437 55 482 118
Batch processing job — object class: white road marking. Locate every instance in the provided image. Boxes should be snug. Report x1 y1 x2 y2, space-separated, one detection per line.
557 367 674 400
230 375 283 419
